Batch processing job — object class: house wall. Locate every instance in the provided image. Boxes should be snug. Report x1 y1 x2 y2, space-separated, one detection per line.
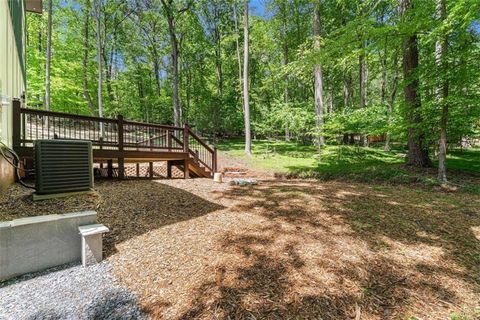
0 0 26 192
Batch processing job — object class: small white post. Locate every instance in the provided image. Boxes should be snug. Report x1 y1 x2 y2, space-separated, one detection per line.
79 224 109 267
213 172 223 183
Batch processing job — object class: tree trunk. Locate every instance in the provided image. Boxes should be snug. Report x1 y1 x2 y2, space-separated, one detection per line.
94 0 104 140
436 0 448 182
281 1 290 141
137 66 148 122
384 53 399 152
400 0 431 167
359 45 366 109
45 0 53 111
233 2 243 109
82 0 95 115
153 55 161 96
359 38 367 146
102 49 115 103
243 0 251 156
380 36 388 106
342 64 349 109
38 14 43 53
284 34 289 141
170 20 181 126
185 64 191 124
161 0 183 127
327 85 333 113
313 1 325 147
213 14 223 101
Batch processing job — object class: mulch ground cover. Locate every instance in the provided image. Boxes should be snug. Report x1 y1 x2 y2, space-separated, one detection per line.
1 158 479 319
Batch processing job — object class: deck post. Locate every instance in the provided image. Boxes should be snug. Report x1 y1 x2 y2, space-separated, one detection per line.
167 130 172 151
107 159 113 178
213 147 218 173
167 161 172 178
117 158 125 179
194 150 199 164
183 124 189 153
117 114 125 179
12 99 21 150
149 162 154 178
136 163 140 177
184 159 189 179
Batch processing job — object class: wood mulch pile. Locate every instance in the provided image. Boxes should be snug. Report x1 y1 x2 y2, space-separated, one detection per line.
1 154 479 319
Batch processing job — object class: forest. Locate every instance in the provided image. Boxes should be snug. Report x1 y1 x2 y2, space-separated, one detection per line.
3 1 480 318
26 0 480 182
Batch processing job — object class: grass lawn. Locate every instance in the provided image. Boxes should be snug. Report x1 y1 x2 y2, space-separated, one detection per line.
217 139 480 191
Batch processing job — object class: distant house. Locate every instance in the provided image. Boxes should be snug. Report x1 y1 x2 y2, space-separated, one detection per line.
0 0 41 191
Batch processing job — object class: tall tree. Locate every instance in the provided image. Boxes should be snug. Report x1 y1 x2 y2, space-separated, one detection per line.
384 52 399 152
313 1 325 146
160 0 192 127
399 0 431 167
276 0 290 141
243 0 251 156
45 0 53 111
359 43 366 109
131 0 163 98
436 0 448 182
233 1 243 107
94 0 103 120
82 0 95 115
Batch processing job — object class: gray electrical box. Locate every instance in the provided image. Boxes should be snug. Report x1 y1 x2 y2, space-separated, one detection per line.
34 140 93 198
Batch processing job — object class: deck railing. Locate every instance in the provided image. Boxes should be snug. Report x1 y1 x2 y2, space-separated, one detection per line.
12 100 217 173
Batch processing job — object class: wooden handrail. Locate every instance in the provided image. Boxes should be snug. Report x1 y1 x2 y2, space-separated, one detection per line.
170 134 184 147
15 106 218 175
171 132 216 172
123 119 183 131
188 128 214 153
20 108 118 123
134 132 168 145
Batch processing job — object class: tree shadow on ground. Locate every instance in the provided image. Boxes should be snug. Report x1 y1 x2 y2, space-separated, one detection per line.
167 180 480 319
95 180 225 257
27 288 146 320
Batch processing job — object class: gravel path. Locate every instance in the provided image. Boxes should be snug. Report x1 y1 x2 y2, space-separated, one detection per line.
0 262 146 320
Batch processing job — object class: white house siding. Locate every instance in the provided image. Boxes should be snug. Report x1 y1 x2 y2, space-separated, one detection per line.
0 0 26 191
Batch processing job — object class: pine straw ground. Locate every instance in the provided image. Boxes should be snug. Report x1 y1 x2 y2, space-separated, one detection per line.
1 169 479 319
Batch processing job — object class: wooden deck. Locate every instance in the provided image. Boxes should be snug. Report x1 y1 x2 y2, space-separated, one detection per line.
12 100 217 179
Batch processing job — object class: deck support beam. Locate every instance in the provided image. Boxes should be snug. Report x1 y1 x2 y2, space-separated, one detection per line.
107 160 113 178
117 114 125 179
184 159 189 179
118 158 125 179
167 161 172 178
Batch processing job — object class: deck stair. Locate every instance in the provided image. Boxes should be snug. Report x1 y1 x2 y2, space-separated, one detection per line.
11 100 217 179
169 159 212 178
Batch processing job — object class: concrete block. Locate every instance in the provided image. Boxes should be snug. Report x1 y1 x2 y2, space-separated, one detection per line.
0 211 97 281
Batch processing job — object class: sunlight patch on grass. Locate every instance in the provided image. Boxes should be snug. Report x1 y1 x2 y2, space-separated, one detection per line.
217 139 480 189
